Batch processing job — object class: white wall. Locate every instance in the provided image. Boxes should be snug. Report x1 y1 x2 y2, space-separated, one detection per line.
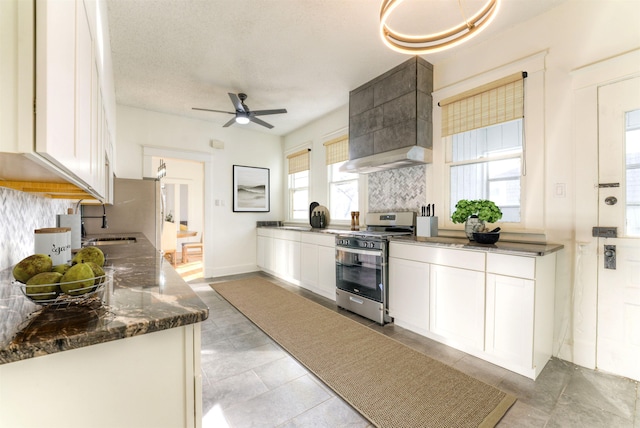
281 0 640 369
114 105 283 277
282 105 351 224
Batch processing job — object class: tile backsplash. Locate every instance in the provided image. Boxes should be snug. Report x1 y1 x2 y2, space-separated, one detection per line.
368 164 427 213
0 187 73 271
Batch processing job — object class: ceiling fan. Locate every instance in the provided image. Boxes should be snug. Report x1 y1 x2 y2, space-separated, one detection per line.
192 93 287 129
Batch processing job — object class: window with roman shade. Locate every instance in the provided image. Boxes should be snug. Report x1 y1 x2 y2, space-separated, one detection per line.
287 148 310 220
440 72 525 137
323 136 358 221
442 72 527 224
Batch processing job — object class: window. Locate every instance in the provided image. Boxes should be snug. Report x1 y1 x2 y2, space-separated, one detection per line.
441 72 525 225
626 109 640 236
324 136 358 221
448 119 523 222
289 170 309 220
287 149 310 220
328 161 358 221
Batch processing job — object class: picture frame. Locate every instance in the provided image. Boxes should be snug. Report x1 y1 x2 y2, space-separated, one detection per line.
233 165 270 212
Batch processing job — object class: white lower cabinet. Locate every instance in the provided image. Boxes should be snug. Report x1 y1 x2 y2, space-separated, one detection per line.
256 229 301 285
257 229 336 300
485 273 534 369
389 241 557 380
300 233 336 300
430 265 485 351
0 324 202 428
389 257 430 336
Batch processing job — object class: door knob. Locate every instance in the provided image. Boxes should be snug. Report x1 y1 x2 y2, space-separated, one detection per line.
604 196 618 205
604 244 616 270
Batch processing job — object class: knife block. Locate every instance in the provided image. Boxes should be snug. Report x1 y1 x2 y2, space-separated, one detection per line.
416 216 438 237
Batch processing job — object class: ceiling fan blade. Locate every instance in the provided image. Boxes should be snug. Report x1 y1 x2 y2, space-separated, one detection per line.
192 107 234 114
222 117 237 127
249 116 274 129
228 93 246 112
251 108 288 116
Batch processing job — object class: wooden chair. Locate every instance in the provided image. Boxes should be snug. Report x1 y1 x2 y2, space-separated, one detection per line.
182 236 203 263
161 221 177 266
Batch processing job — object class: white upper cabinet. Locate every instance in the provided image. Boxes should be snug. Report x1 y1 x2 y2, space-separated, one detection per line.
1 0 115 201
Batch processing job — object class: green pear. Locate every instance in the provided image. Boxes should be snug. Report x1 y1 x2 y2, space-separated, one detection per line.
72 247 105 267
52 264 70 275
12 254 53 284
25 272 62 300
85 261 106 284
60 263 95 296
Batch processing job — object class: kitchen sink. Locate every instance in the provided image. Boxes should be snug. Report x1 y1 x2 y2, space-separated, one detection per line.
85 237 137 246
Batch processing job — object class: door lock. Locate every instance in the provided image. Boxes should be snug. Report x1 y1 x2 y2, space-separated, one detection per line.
604 245 616 270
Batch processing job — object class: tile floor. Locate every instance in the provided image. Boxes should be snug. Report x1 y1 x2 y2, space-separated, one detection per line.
190 272 639 428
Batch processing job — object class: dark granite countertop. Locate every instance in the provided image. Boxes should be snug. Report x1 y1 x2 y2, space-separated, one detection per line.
258 225 353 235
258 226 564 256
0 233 209 365
390 236 564 256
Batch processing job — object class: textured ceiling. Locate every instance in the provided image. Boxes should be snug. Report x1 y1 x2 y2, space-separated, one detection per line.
106 0 566 136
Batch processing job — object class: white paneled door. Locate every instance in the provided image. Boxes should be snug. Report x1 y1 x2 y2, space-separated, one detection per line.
597 76 640 381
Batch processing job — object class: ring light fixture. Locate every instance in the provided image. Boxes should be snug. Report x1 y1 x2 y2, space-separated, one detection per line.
380 0 501 54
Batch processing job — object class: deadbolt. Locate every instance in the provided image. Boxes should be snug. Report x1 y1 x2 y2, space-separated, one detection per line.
604 196 618 205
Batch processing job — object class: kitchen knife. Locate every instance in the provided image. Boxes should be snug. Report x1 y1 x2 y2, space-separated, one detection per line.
426 204 430 216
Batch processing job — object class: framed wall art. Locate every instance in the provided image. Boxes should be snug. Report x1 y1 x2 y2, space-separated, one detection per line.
232 165 270 212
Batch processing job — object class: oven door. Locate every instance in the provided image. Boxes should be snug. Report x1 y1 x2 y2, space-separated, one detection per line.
336 246 384 303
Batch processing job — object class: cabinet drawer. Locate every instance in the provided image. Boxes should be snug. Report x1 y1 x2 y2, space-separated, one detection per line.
390 243 485 271
486 253 535 279
301 232 336 247
257 228 274 237
272 229 301 241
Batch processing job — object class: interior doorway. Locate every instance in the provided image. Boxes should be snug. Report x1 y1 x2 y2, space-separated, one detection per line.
143 146 213 280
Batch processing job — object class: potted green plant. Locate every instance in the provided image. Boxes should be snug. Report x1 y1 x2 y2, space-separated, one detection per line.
451 199 503 240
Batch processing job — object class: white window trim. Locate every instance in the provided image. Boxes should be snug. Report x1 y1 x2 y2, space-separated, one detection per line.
431 51 547 236
285 143 312 223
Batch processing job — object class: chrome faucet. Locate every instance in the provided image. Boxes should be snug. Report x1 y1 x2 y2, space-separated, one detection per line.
80 203 108 237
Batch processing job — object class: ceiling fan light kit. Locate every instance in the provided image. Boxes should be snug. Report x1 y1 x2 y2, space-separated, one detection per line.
193 92 287 129
379 0 501 54
235 115 250 124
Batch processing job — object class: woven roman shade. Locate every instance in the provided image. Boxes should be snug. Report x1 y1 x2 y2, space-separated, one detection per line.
323 135 349 165
440 72 526 137
287 149 310 174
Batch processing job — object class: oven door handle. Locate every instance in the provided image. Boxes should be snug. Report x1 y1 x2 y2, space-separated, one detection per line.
336 247 383 258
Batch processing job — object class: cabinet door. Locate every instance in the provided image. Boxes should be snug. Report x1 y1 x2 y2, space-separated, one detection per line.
273 238 300 282
300 242 319 289
317 245 336 300
389 257 430 335
35 0 77 167
257 235 274 272
485 274 534 368
430 265 485 350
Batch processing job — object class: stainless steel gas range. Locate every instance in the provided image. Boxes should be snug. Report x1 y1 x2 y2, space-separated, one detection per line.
335 212 415 325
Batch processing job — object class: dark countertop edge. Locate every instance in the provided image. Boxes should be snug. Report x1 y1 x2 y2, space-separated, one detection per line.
0 232 209 365
0 311 208 364
258 225 352 234
389 236 564 256
257 226 565 256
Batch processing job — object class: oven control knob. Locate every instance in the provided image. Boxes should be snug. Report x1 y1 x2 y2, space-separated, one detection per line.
368 242 375 249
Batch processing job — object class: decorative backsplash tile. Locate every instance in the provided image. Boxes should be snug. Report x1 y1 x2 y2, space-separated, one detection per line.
0 187 73 271
368 165 427 213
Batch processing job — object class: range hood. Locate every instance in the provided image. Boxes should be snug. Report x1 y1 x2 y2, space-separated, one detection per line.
344 56 434 175
340 146 432 174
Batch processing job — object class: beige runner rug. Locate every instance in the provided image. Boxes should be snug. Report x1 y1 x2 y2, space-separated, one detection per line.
211 276 516 428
